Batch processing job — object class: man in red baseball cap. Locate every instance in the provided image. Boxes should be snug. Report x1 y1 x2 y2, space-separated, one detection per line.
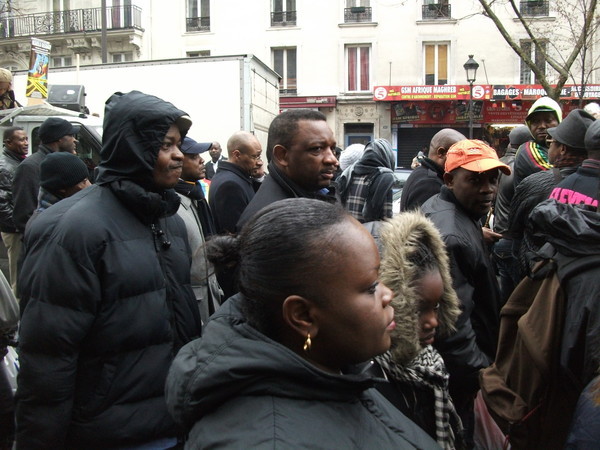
421 139 510 447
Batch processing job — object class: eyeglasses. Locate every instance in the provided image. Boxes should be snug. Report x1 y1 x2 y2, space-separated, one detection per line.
546 138 555 146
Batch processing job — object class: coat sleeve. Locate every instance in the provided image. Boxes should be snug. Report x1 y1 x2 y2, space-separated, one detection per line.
212 180 250 234
16 239 101 449
0 166 15 230
12 161 38 232
434 234 491 394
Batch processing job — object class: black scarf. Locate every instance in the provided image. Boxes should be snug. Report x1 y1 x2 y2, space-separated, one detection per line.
108 179 180 225
174 179 217 238
267 161 337 204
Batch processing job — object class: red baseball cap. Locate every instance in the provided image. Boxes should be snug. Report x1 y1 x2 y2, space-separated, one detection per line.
445 139 511 175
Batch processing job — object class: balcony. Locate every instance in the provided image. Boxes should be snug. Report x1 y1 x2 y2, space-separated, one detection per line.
271 10 297 27
0 5 142 38
186 16 210 32
422 3 451 20
344 6 372 23
520 0 549 16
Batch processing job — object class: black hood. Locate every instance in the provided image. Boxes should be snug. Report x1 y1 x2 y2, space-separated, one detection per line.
95 91 190 190
528 199 600 257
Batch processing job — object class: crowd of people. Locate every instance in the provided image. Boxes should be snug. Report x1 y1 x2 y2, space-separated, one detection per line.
0 89 598 449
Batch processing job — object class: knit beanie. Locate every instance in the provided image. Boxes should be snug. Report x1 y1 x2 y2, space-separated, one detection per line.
339 143 365 171
40 152 89 193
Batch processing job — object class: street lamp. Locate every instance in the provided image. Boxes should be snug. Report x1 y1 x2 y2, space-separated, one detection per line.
463 55 479 139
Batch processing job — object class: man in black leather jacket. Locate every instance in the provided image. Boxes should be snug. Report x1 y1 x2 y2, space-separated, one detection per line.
422 139 510 447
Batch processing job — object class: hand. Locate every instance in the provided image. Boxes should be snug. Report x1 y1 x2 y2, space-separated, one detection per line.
482 227 502 244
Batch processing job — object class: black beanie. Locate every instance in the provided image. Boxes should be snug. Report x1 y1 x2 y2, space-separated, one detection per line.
40 152 89 193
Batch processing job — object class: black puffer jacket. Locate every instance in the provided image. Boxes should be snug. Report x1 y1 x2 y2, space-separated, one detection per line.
16 91 202 449
166 294 440 449
422 187 501 396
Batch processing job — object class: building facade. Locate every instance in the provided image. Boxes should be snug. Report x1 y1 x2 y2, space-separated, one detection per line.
0 0 597 165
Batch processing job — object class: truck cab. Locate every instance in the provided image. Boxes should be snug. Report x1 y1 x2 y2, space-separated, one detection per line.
0 103 103 177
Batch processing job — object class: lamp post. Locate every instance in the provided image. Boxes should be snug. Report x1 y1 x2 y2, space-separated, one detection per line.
463 55 479 139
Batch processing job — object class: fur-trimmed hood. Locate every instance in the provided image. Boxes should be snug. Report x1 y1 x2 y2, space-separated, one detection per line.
374 212 461 365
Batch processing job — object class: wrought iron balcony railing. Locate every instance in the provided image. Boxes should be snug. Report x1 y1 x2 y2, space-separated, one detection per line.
422 3 451 19
271 10 297 26
344 6 372 23
186 16 210 32
0 5 142 39
520 0 549 16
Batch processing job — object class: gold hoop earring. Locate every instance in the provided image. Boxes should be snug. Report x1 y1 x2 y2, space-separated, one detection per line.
303 333 312 352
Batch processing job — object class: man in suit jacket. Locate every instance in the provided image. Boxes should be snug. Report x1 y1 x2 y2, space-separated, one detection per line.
205 141 226 180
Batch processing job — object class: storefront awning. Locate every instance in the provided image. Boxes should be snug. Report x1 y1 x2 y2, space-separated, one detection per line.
374 84 600 102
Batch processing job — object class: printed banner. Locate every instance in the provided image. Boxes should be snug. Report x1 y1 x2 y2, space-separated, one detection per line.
391 100 483 124
376 84 600 102
26 38 51 99
375 85 491 101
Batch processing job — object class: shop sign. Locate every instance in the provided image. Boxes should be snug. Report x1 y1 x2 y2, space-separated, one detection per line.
492 84 600 100
374 85 492 101
391 100 484 124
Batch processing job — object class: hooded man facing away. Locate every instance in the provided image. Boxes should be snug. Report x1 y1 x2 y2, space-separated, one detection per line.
15 91 202 449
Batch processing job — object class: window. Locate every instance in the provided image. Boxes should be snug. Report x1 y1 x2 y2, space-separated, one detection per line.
422 0 451 19
111 52 133 63
520 40 547 83
520 0 549 17
107 0 133 28
187 0 210 32
273 48 297 94
272 0 296 26
424 43 448 85
187 50 211 57
345 0 372 23
51 56 72 67
346 45 370 92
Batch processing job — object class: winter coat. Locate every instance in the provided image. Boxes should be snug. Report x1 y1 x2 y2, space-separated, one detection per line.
527 200 600 388
513 97 562 187
208 160 256 234
549 159 600 208
0 148 23 232
400 157 444 212
166 294 441 450
338 139 396 222
371 213 463 447
421 187 502 397
493 147 517 235
237 161 338 230
176 186 222 326
16 91 202 449
11 144 53 232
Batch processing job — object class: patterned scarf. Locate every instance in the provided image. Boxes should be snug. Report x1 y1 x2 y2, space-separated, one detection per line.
376 345 463 449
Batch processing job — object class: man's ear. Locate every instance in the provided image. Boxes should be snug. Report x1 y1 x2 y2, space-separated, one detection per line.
272 144 289 168
436 146 448 161
443 171 454 188
282 294 318 339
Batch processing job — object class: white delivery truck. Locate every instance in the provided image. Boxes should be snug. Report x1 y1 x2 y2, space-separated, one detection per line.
10 54 281 149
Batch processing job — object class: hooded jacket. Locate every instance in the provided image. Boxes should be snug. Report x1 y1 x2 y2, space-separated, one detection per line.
166 294 440 449
16 91 202 449
338 139 396 222
527 200 600 388
513 97 563 187
366 213 463 447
